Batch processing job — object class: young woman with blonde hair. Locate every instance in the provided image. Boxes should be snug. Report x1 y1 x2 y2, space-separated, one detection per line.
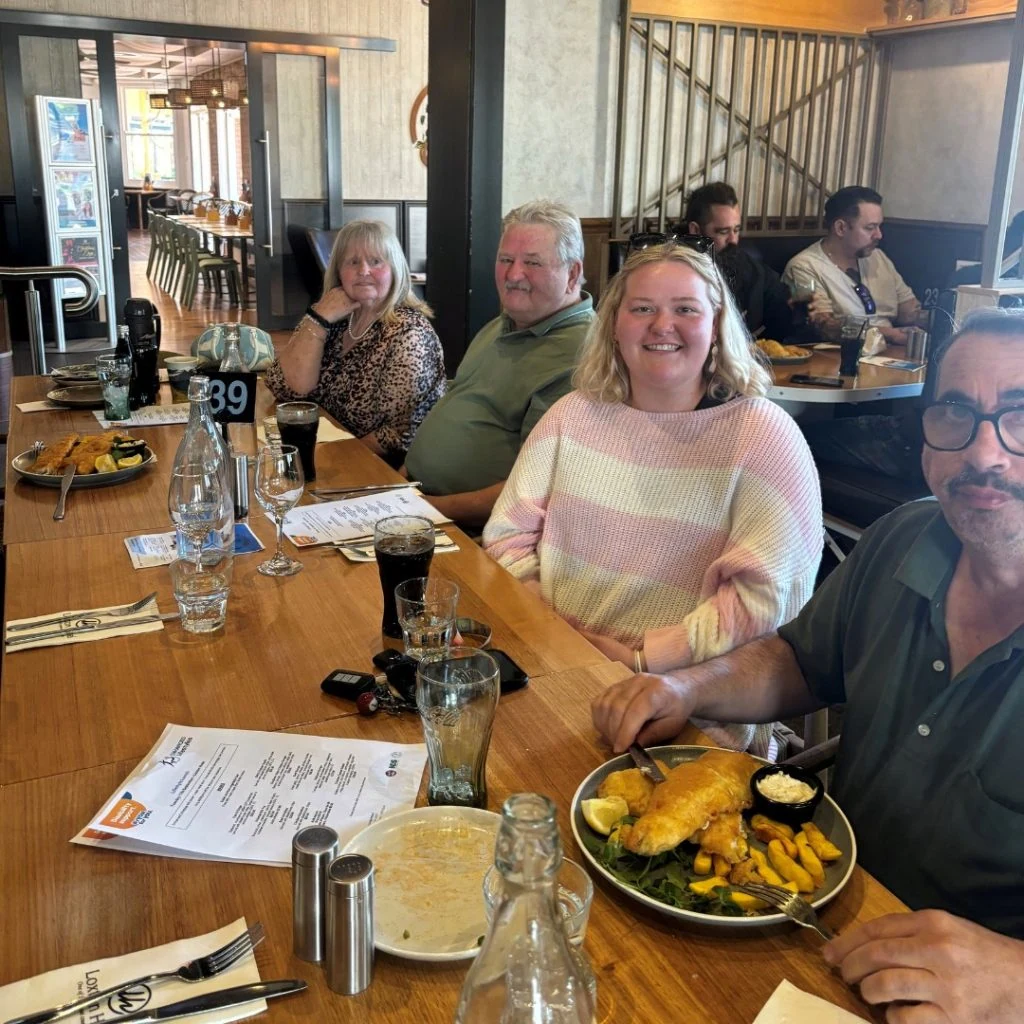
483 243 822 754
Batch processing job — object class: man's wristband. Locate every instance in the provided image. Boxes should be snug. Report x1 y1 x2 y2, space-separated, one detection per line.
304 305 332 331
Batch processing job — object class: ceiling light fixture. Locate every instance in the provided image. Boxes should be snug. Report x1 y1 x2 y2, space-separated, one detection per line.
149 40 170 109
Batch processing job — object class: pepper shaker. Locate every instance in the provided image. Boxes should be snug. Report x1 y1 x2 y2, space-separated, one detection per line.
292 825 339 962
325 854 375 995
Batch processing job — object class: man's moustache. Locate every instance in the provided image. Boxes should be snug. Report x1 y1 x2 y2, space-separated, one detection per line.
947 469 1024 501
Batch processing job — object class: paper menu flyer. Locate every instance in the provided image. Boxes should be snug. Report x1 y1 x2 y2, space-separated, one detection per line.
281 487 450 547
94 404 190 429
72 724 427 866
125 524 264 569
859 355 923 372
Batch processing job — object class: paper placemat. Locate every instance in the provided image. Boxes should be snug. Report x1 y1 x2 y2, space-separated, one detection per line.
752 980 870 1023
16 400 62 413
336 530 459 562
256 418 354 444
5 596 164 653
93 404 190 429
0 918 264 1024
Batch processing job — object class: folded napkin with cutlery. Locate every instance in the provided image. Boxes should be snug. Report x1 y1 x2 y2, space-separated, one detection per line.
5 596 164 653
752 980 870 1023
0 919 264 1024
336 530 459 562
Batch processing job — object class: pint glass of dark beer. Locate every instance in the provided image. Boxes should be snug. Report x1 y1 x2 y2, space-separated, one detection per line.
374 515 436 643
276 401 319 481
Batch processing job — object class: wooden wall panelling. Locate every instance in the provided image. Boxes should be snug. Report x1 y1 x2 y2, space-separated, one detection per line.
580 217 612 302
633 0 883 35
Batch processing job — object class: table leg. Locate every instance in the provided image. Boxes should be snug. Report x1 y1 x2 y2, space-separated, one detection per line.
136 193 143 230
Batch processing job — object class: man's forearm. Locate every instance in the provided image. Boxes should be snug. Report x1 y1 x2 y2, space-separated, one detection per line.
425 481 507 529
671 634 825 723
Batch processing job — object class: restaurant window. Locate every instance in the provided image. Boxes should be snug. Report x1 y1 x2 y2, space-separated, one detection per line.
190 106 212 193
216 108 242 201
122 87 175 184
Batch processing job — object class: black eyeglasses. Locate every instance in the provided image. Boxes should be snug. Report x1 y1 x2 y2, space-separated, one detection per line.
627 232 716 260
922 402 1024 456
844 270 877 316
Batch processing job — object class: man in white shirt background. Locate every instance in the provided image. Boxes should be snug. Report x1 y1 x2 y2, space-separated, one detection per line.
783 186 927 345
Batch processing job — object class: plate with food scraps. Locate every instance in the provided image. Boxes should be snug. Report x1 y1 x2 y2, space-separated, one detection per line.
45 384 106 409
12 436 156 488
50 363 99 384
340 805 500 961
570 745 856 928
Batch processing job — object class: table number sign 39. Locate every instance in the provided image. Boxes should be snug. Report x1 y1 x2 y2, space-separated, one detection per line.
206 371 258 424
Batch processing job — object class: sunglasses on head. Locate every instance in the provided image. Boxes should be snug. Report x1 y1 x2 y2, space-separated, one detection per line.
627 232 716 260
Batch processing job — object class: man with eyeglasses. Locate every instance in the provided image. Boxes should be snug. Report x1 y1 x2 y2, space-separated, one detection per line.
592 307 1024 1023
782 185 926 346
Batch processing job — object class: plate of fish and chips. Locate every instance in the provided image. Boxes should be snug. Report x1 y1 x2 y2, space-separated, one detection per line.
570 746 856 927
756 339 813 364
12 431 156 488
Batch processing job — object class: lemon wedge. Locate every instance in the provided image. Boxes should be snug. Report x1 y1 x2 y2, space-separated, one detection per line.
117 454 143 468
95 454 118 473
581 796 629 836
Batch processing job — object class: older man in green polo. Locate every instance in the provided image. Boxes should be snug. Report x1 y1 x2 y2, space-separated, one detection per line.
593 307 1024 1023
404 200 593 528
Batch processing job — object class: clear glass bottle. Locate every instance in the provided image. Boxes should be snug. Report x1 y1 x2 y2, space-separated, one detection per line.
170 375 234 568
219 323 248 371
455 794 595 1024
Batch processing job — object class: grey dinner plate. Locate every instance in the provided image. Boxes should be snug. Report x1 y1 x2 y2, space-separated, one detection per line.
50 363 99 384
570 744 857 928
45 384 106 409
12 447 157 488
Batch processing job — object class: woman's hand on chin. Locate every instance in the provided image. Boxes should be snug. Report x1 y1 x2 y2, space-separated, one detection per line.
314 287 360 324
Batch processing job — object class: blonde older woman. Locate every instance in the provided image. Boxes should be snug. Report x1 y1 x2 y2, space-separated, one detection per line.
483 243 822 753
266 219 445 463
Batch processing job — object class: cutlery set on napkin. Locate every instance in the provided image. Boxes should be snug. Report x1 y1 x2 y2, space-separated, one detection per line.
0 920 306 1024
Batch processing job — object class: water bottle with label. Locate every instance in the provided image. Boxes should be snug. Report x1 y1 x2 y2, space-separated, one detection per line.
454 793 596 1024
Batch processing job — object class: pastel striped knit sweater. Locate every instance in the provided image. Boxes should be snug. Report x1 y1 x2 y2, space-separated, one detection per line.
483 391 823 675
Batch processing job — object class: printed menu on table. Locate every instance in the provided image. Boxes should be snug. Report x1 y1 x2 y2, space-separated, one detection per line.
72 724 427 866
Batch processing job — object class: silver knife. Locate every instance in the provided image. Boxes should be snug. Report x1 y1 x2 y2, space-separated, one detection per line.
310 480 422 498
5 615 161 648
91 980 304 1024
628 742 667 784
53 463 76 521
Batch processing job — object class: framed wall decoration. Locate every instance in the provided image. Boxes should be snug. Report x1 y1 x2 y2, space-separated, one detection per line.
409 85 428 167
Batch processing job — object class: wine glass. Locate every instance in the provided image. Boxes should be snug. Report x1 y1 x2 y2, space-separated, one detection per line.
254 443 305 576
168 463 226 570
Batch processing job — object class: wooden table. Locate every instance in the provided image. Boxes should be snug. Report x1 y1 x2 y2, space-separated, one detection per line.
769 345 925 405
169 214 254 299
0 378 904 1021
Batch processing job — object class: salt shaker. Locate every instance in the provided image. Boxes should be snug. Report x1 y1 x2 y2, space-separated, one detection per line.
325 854 375 995
231 452 250 520
292 825 339 962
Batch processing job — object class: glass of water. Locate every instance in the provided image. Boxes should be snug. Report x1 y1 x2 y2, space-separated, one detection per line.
170 555 232 633
415 650 500 808
253 443 305 576
96 353 132 421
395 576 460 660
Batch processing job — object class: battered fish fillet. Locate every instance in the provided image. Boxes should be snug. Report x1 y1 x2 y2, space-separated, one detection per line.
69 432 117 474
596 760 671 816
623 750 760 857
34 433 80 475
693 811 748 864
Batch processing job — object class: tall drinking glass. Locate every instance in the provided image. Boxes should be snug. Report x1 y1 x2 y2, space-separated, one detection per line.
396 577 460 660
373 516 435 644
96 353 132 421
416 650 500 808
253 444 305 576
276 401 319 481
168 462 227 570
839 316 867 376
787 272 817 331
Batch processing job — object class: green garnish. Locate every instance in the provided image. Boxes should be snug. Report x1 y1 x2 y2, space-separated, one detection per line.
580 819 743 917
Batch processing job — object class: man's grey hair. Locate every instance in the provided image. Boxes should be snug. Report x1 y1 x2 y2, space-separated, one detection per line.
929 306 1024 399
501 200 585 268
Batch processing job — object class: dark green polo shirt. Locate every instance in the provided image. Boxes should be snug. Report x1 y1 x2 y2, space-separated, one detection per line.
405 295 594 495
778 499 1024 937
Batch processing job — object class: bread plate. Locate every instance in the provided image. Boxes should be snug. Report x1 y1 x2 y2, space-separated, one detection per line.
570 744 856 928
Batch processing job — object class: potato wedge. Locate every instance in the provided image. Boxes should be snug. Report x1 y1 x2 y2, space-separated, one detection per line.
728 890 768 912
693 850 713 876
753 824 799 859
795 831 826 887
712 854 731 878
767 839 815 893
750 814 795 839
749 847 787 887
801 822 842 862
689 875 729 896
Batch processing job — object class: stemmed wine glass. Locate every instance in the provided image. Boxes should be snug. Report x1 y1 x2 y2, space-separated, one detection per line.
168 462 226 570
254 443 305 576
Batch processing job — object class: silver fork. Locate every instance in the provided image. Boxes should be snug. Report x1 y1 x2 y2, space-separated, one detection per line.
4 921 265 1024
729 882 835 940
6 592 158 633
